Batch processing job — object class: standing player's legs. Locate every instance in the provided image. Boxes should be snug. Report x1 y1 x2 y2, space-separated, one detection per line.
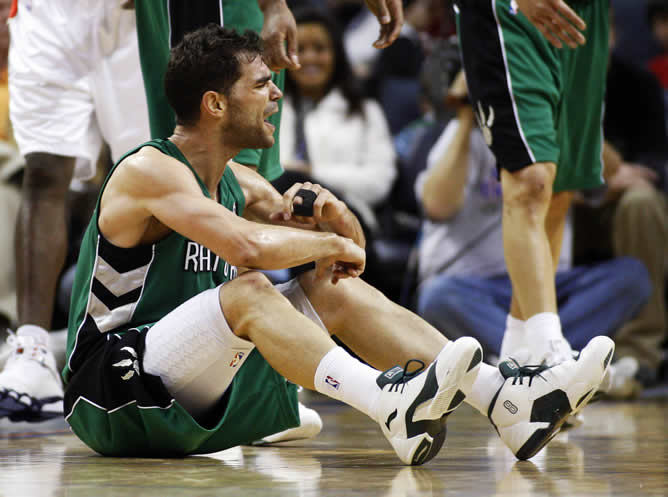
15 153 75 329
456 0 607 365
456 0 565 362
501 168 575 362
501 161 558 321
504 186 572 322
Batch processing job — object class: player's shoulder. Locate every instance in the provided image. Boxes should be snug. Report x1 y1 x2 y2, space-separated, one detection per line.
111 145 193 195
119 145 187 180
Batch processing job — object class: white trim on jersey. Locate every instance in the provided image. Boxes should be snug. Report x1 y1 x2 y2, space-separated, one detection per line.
65 395 176 421
167 0 173 47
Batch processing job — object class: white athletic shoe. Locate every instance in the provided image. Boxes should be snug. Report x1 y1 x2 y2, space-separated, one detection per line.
489 335 614 460
375 337 483 466
257 402 323 444
0 325 64 422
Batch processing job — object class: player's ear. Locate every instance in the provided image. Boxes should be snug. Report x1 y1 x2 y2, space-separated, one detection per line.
202 91 226 118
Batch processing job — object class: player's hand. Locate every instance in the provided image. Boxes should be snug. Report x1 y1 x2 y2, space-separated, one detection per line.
274 182 348 226
607 163 658 194
514 0 586 49
315 238 366 284
258 0 300 71
363 0 404 48
445 70 470 109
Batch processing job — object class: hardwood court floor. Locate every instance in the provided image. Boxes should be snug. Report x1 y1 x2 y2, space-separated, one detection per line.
0 396 665 497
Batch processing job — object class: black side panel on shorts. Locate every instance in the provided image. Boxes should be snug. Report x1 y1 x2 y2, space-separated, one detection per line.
168 0 223 47
455 0 534 171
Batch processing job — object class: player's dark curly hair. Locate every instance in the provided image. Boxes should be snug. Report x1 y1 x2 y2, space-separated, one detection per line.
165 24 264 127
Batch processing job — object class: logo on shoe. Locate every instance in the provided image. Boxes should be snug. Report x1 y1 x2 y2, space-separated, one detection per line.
325 376 341 390
503 400 518 414
384 366 403 380
112 347 140 381
229 351 245 368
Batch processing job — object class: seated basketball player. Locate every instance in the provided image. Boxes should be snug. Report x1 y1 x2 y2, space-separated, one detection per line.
62 25 613 464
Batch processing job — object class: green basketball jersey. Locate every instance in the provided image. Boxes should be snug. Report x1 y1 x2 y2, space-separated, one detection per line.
134 1 284 181
64 138 245 383
63 139 299 457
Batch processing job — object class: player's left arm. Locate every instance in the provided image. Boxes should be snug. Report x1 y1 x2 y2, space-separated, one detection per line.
230 162 366 249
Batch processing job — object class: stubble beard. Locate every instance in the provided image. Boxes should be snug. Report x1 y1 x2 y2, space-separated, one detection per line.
224 103 274 150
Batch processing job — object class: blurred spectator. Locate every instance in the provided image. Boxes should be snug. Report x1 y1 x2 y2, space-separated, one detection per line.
389 37 460 228
611 0 659 68
415 72 652 398
366 0 437 134
572 9 668 392
647 0 668 89
280 7 397 234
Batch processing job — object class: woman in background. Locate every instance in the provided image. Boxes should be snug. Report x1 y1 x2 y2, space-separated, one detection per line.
279 7 397 234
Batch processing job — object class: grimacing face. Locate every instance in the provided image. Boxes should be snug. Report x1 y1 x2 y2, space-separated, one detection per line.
223 55 282 150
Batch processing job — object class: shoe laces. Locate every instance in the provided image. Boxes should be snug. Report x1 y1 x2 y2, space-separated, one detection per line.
503 357 550 387
387 359 425 393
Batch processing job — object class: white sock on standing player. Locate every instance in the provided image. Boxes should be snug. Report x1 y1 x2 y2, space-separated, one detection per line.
499 314 526 360
525 312 563 342
314 346 381 420
525 312 573 361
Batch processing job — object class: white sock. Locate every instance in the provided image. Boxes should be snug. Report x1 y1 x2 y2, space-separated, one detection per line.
499 314 526 360
525 312 574 359
524 312 562 341
314 346 381 420
461 362 504 416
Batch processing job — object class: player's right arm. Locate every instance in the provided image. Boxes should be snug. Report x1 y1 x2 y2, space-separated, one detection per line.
98 147 365 281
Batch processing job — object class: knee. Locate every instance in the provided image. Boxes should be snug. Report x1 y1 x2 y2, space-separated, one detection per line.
221 271 274 303
23 152 75 194
297 270 378 330
220 272 280 323
502 163 555 214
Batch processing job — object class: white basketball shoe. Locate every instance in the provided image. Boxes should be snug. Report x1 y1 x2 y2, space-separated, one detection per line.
489 336 614 460
375 337 483 465
0 325 64 422
257 402 323 444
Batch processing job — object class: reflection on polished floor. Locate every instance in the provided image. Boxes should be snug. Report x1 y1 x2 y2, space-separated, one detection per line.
0 398 665 497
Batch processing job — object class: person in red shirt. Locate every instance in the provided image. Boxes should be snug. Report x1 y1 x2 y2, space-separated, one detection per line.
648 0 668 87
